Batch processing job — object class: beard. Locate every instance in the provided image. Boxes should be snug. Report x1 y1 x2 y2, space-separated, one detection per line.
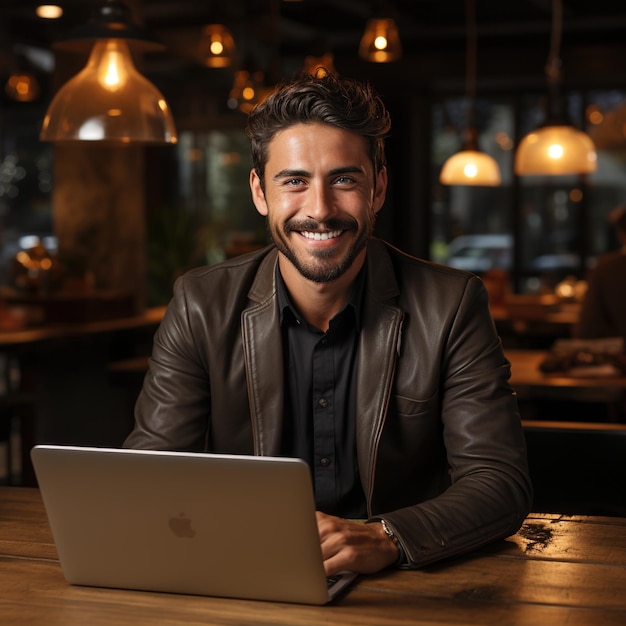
268 214 375 283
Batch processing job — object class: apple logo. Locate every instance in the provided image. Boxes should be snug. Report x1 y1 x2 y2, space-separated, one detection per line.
168 513 196 538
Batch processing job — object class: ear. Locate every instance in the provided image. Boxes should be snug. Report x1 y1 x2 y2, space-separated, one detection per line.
249 169 268 216
373 167 388 215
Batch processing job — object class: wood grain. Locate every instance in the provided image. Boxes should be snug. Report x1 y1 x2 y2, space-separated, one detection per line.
2 487 626 625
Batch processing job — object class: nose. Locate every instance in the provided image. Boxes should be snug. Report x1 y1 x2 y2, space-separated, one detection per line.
305 181 335 223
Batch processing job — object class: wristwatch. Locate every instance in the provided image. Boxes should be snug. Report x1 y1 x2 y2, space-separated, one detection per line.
379 518 400 548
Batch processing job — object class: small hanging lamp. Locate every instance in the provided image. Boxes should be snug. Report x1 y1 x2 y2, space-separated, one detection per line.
440 128 502 186
359 17 401 63
40 0 177 144
515 0 597 175
198 24 236 68
227 69 266 114
439 0 501 186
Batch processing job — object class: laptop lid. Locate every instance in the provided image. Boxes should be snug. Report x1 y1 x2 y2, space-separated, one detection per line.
30 445 356 605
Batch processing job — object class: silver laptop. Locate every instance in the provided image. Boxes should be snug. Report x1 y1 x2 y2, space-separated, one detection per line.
30 445 357 605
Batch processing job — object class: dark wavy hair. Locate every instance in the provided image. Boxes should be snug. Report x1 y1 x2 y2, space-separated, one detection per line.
245 73 391 188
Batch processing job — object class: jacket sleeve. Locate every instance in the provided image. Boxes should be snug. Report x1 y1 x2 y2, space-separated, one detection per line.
377 276 533 568
123 275 211 451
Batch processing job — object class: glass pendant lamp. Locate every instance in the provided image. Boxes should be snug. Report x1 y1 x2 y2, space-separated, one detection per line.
515 0 596 175
40 0 177 144
439 0 501 186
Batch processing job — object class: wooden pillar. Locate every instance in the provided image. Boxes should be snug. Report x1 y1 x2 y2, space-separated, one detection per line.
52 143 146 312
49 0 148 314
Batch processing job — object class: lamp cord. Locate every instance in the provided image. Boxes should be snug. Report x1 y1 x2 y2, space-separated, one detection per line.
463 0 479 146
466 0 476 104
545 0 563 85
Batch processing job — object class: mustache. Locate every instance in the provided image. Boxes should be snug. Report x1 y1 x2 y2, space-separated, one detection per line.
284 217 358 233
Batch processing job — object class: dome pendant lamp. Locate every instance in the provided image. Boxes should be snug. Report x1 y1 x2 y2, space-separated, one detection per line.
515 0 596 176
439 0 501 186
40 0 177 144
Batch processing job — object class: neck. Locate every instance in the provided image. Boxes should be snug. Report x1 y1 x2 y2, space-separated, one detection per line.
278 253 365 331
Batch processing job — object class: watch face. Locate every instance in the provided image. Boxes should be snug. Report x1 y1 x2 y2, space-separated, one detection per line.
381 519 399 544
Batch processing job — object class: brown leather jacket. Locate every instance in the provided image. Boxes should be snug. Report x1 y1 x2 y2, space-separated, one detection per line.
125 239 532 568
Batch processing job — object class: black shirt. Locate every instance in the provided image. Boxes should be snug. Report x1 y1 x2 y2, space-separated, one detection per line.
277 267 367 519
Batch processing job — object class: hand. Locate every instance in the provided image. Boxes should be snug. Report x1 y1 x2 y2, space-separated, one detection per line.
316 511 400 576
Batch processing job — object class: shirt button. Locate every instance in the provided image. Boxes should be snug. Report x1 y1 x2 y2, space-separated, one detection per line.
318 398 329 408
320 457 331 467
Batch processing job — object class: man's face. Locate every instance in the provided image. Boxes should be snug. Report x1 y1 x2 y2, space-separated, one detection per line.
250 122 387 284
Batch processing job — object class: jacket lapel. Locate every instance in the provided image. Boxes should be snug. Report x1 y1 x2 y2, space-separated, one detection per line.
242 250 285 456
356 241 404 510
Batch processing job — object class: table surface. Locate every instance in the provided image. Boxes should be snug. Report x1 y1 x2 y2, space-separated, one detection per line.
2 487 626 626
506 349 626 389
0 306 166 347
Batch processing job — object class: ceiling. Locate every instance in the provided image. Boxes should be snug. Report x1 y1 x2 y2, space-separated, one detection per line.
3 0 626 96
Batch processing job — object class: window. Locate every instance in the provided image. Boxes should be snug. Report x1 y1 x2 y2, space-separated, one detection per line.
0 101 53 285
430 96 514 272
145 129 268 305
431 89 626 293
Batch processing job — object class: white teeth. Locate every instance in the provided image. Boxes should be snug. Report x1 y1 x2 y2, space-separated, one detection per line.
301 230 342 241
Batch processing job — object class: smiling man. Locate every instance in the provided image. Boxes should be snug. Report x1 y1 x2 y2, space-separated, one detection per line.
124 73 532 576
250 122 385 330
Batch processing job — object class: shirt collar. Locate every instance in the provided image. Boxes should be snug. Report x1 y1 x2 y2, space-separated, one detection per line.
276 263 366 331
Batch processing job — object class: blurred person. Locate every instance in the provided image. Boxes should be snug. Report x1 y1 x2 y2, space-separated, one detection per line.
124 72 532 576
574 206 626 343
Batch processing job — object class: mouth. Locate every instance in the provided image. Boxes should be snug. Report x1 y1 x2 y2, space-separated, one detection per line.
300 229 343 241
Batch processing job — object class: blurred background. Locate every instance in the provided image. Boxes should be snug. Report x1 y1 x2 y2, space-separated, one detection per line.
3 1 626 495
1 0 626 307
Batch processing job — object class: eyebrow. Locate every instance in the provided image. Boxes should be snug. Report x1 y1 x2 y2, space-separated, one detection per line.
272 166 366 181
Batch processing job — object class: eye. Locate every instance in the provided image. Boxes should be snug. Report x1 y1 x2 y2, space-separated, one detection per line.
284 178 305 187
334 175 357 185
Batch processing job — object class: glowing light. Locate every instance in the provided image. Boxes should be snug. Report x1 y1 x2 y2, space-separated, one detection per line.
374 36 388 51
36 5 63 19
547 144 564 160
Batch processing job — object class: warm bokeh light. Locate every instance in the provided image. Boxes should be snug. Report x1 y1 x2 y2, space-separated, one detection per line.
210 41 224 55
5 73 40 102
547 143 564 160
587 106 604 125
464 163 478 178
374 36 388 50
569 188 583 202
36 4 63 19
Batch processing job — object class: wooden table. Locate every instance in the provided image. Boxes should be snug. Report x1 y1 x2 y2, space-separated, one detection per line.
491 303 579 350
507 349 626 389
0 306 166 347
506 349 626 407
2 487 626 625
